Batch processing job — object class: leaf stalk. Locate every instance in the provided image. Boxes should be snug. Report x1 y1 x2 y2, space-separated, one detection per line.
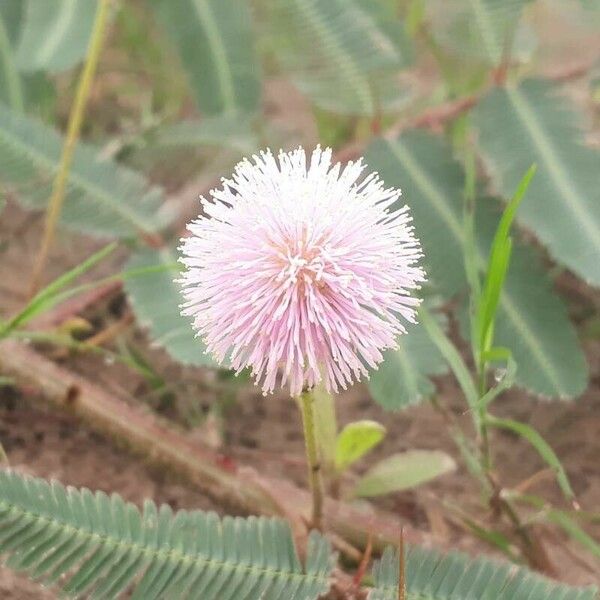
28 0 113 296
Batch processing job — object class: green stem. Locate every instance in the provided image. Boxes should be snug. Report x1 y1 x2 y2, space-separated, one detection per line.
480 420 492 473
28 0 113 297
298 390 324 531
430 396 490 495
477 359 494 474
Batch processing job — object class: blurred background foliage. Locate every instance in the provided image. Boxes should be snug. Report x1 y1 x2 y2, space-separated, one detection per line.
0 0 599 408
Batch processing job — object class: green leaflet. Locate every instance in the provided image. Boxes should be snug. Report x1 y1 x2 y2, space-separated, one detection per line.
365 132 467 297
474 79 600 287
0 0 23 111
367 320 449 410
0 104 167 238
366 130 587 399
364 133 466 408
15 0 96 73
369 545 597 599
334 420 385 471
151 113 259 155
427 0 534 65
0 0 23 47
124 246 217 368
0 2 57 116
0 470 334 599
150 0 261 115
264 0 413 116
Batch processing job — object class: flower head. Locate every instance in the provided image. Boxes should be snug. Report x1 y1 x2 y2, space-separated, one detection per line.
180 147 424 396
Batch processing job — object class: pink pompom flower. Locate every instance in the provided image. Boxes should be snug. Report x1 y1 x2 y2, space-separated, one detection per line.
179 147 425 397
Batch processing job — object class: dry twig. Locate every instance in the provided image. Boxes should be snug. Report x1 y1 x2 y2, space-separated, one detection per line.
0 340 427 557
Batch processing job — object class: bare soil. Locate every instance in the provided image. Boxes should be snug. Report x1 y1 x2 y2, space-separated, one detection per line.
1 202 599 598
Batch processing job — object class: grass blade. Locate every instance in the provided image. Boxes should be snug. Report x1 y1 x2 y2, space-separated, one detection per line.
477 165 536 357
1 242 117 336
420 307 479 423
486 415 575 503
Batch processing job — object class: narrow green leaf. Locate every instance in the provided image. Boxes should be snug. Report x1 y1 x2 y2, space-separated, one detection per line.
489 164 536 255
150 0 261 115
474 79 600 286
477 165 536 356
486 415 575 502
354 450 455 497
444 500 520 561
515 494 600 558
545 510 600 558
478 237 511 354
8 262 176 338
420 307 479 417
334 420 385 472
15 0 96 73
473 200 588 398
124 246 216 368
1 243 117 337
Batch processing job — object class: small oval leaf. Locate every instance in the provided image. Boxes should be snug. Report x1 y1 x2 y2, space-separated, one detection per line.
334 420 386 472
354 450 456 497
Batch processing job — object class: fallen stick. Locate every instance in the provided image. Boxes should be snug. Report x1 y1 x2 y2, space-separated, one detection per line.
0 339 428 555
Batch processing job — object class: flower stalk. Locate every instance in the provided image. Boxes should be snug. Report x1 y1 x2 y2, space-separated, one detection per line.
298 390 324 531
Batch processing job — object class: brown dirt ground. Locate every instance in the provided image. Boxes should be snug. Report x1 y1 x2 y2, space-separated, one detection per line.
1 6 600 591
1 198 599 599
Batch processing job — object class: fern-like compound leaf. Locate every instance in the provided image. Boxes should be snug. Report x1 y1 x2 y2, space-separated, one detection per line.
474 79 600 287
365 130 587 399
369 545 598 600
262 0 413 116
0 470 334 599
15 0 96 74
150 0 261 116
0 104 168 239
